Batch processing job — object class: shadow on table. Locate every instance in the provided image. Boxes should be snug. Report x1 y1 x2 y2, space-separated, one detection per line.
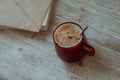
0 76 6 80
62 52 117 78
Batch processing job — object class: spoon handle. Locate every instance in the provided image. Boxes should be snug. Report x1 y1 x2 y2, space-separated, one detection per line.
80 26 88 35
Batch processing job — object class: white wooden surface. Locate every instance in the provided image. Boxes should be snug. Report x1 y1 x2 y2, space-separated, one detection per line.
0 0 120 80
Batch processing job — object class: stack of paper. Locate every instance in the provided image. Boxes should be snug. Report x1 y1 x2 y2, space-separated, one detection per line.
0 0 52 32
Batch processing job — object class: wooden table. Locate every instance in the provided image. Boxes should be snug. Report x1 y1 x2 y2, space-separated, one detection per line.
0 0 120 80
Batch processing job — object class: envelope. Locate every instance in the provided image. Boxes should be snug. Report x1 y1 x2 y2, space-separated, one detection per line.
0 0 52 32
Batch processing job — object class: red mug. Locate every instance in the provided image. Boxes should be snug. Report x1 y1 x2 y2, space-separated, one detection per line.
53 22 95 62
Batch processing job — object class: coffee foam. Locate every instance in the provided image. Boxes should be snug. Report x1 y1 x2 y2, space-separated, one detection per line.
54 23 82 48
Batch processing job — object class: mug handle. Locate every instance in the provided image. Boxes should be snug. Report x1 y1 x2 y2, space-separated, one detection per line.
82 43 95 56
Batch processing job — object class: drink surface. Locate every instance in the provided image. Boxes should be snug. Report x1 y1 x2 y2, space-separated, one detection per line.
54 23 82 48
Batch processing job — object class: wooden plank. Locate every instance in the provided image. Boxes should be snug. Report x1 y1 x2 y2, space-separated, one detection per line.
0 0 120 80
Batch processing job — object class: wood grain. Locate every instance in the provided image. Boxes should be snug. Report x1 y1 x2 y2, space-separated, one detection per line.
0 0 120 80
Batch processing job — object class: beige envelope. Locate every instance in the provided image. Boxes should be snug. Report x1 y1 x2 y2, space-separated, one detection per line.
0 0 52 32
41 4 52 30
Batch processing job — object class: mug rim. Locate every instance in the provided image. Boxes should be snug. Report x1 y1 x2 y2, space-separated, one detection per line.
53 22 84 49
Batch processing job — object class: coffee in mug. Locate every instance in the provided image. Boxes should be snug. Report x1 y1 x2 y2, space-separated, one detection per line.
54 23 82 48
53 22 95 62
